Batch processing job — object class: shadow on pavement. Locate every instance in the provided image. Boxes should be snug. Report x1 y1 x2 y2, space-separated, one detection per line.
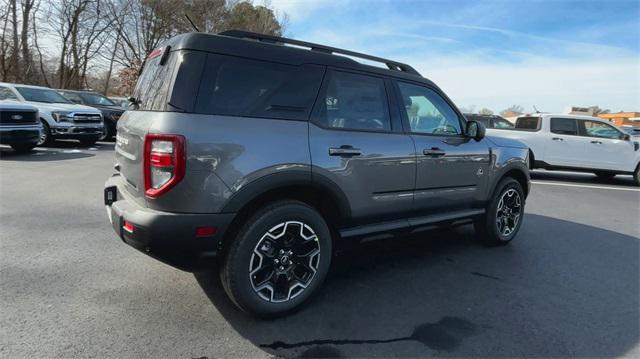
531 170 636 187
0 141 113 161
195 214 639 358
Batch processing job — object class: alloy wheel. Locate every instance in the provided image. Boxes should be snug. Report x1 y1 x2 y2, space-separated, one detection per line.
249 221 321 303
495 188 522 236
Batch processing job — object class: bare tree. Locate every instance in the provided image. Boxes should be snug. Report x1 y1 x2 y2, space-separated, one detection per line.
478 108 494 115
500 105 524 116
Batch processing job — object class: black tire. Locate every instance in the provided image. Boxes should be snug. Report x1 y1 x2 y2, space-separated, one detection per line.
594 171 616 179
37 120 51 146
633 165 640 187
10 143 37 153
474 177 525 246
79 138 98 147
220 200 332 317
99 122 115 141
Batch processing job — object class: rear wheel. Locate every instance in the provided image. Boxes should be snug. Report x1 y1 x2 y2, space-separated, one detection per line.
633 165 640 187
220 200 332 317
474 177 525 246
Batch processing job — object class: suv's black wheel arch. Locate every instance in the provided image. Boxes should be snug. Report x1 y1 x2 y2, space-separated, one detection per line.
218 171 350 256
489 165 529 200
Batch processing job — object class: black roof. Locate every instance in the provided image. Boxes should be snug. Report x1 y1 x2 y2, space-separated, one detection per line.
163 31 435 86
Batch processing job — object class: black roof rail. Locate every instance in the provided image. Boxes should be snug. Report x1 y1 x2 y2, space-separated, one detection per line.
219 30 421 76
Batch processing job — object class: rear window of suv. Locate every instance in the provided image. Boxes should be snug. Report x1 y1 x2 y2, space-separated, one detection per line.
515 117 541 131
195 54 324 121
132 49 179 111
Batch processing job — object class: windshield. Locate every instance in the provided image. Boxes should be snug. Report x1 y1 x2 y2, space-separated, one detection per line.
80 92 116 106
16 87 72 104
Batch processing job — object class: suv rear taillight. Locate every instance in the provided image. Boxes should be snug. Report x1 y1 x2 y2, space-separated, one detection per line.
143 134 185 198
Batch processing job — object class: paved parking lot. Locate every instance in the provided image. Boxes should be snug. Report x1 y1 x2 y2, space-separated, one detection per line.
1 142 639 358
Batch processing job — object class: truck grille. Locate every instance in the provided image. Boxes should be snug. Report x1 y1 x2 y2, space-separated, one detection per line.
0 110 38 125
73 114 102 124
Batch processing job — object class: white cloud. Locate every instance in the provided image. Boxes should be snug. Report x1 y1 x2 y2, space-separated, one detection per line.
267 0 349 22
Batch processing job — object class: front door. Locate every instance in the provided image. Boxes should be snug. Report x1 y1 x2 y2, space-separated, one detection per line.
309 70 416 223
580 119 637 171
394 81 491 213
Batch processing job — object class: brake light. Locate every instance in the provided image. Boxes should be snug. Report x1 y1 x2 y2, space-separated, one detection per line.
143 134 185 198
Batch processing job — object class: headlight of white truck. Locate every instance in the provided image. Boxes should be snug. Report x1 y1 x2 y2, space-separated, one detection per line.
51 111 73 122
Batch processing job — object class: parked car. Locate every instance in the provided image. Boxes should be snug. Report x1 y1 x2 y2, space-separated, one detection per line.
464 113 514 129
57 89 124 140
108 96 129 109
0 100 41 152
487 114 640 184
0 83 104 146
621 126 640 138
104 31 530 316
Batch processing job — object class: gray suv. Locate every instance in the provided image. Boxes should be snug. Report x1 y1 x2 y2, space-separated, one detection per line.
104 31 530 317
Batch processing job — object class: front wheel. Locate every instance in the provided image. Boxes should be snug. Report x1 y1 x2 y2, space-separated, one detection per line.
474 178 525 246
633 165 640 187
220 200 332 317
37 120 51 146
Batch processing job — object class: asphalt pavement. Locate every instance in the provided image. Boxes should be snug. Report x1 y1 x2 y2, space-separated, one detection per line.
1 142 638 358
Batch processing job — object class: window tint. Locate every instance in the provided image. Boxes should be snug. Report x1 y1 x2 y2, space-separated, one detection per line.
79 93 116 106
132 49 179 111
515 117 540 130
493 118 514 129
464 114 490 127
582 120 622 139
0 86 18 100
196 54 323 121
550 118 578 135
315 71 390 131
16 87 71 104
60 91 83 104
397 82 461 135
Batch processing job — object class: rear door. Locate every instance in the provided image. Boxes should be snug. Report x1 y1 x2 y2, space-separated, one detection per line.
309 69 416 222
394 81 491 213
544 118 586 167
579 119 636 171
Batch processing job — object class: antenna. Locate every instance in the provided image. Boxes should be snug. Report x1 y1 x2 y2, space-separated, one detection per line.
533 105 541 114
184 14 200 32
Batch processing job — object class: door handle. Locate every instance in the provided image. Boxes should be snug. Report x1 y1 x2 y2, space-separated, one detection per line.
552 137 564 141
423 147 446 157
590 140 602 144
328 145 361 156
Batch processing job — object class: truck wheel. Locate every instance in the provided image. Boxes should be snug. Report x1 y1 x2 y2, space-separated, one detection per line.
474 177 525 246
10 143 37 153
37 120 51 146
220 200 332 317
633 165 640 187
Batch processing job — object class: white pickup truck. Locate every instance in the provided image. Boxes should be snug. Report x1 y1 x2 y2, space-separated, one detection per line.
486 114 640 185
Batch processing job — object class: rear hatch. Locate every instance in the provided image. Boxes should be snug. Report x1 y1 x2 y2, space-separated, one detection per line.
114 46 181 201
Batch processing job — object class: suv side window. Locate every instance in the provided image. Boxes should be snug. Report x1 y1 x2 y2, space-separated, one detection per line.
493 118 514 129
397 82 461 135
581 120 623 139
0 86 18 100
60 91 83 104
550 118 578 135
195 54 323 121
315 70 391 131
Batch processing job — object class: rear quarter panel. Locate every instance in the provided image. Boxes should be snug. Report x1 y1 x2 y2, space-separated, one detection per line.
145 113 311 213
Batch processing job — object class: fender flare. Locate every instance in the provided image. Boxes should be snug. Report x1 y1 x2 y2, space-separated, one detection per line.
220 170 352 219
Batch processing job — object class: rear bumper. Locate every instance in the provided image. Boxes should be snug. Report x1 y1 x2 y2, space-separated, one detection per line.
0 125 41 144
104 175 234 271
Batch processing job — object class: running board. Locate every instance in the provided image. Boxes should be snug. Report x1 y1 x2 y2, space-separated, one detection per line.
339 208 485 238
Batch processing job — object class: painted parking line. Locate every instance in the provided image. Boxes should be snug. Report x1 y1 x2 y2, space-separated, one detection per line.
531 181 640 192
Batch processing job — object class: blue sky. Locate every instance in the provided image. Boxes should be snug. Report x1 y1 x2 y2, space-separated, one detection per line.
269 0 639 113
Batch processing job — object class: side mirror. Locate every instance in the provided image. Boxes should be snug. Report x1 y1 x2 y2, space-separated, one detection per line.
622 133 631 141
466 120 486 141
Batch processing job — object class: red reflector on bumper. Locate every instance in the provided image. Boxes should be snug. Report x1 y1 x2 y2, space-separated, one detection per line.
195 226 217 238
123 220 135 233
